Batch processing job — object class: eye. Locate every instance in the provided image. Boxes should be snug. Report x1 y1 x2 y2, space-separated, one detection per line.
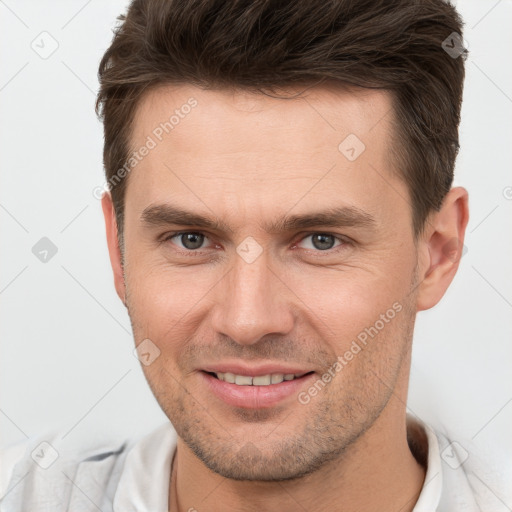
165 232 210 250
296 233 345 251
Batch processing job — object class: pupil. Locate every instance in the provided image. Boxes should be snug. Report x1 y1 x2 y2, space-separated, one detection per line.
312 234 334 250
182 233 204 250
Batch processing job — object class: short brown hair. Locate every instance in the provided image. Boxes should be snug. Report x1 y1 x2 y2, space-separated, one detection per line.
96 0 466 243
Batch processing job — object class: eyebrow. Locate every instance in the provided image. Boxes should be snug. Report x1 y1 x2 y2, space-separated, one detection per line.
140 204 376 234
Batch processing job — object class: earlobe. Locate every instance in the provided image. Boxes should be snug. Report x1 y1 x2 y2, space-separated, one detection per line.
101 192 126 306
416 187 469 312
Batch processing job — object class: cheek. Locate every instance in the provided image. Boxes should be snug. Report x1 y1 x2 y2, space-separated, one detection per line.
289 263 412 345
310 296 414 405
125 264 219 374
127 262 213 319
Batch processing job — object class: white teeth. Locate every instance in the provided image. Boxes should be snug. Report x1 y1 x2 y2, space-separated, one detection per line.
213 372 304 385
271 373 284 384
235 375 253 385
253 375 272 386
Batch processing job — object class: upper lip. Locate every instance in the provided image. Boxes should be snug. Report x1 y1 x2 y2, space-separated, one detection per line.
201 361 314 377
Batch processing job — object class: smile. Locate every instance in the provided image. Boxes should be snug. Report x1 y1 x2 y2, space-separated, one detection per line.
209 371 309 385
201 370 316 408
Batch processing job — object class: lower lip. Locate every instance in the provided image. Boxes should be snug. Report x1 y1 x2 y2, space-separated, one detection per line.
200 371 315 408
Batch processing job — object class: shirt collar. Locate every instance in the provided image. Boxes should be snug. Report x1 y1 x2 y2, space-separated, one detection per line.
411 421 443 511
113 422 176 512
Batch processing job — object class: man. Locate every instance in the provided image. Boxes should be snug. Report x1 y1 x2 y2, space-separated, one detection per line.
0 0 506 511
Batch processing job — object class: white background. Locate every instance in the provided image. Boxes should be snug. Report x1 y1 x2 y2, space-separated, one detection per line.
1 0 511 497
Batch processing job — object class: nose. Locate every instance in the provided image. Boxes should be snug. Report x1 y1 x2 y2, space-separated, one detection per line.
210 245 295 346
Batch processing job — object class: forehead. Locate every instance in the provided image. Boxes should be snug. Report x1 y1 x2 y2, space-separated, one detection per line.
132 82 394 150
125 82 406 233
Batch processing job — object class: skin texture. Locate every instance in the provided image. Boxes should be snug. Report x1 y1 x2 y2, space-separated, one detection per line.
102 83 469 512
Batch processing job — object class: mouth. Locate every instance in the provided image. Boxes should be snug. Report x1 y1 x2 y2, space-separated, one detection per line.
200 369 316 408
204 370 314 386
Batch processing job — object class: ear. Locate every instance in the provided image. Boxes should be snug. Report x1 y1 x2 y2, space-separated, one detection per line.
416 187 469 311
101 192 126 306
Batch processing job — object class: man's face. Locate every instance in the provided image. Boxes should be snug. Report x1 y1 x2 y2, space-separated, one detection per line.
120 83 421 480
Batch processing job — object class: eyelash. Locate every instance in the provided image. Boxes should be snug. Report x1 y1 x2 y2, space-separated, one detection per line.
161 231 351 256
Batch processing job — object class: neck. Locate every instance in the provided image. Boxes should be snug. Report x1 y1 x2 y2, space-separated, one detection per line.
168 401 426 512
